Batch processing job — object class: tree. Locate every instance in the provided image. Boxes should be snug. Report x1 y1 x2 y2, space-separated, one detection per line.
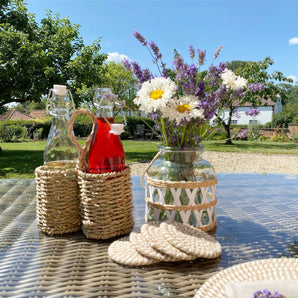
0 0 107 113
215 57 291 144
15 97 46 114
103 62 137 110
271 84 298 127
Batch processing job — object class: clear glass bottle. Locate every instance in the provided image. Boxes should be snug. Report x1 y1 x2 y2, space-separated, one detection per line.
44 85 78 168
88 88 126 174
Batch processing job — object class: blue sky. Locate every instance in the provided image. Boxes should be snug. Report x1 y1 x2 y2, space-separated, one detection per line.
26 0 298 83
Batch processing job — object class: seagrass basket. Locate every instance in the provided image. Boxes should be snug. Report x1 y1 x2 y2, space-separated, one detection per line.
35 166 81 235
68 109 134 240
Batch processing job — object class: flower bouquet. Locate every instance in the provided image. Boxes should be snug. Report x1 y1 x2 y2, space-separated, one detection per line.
123 31 263 229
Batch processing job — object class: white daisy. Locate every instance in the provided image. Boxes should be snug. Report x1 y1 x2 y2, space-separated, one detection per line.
234 76 248 90
162 95 205 124
221 69 237 89
134 77 177 113
221 69 247 90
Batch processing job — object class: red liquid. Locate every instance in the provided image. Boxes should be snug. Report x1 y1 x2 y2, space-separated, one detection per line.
88 117 125 174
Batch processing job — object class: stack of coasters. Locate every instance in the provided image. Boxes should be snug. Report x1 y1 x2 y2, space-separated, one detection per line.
108 221 222 266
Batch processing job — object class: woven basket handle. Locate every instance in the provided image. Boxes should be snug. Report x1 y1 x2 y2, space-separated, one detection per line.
68 109 96 172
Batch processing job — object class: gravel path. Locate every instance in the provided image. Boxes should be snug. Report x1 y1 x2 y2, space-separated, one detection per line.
128 151 298 176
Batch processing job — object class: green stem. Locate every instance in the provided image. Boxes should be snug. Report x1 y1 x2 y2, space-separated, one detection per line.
181 123 187 146
160 117 169 146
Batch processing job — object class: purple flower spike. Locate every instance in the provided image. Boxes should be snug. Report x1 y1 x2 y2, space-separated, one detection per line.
246 107 260 117
196 81 205 97
149 41 162 60
122 58 132 72
197 49 206 66
133 31 147 46
253 289 284 298
213 45 223 60
189 45 195 59
173 55 184 69
248 83 266 92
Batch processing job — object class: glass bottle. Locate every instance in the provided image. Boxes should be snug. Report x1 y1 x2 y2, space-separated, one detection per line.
44 84 78 168
88 88 126 174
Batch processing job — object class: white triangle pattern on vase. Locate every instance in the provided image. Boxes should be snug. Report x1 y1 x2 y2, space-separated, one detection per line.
146 183 217 229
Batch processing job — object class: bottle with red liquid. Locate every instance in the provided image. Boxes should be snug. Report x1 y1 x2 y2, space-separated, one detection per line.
88 88 126 174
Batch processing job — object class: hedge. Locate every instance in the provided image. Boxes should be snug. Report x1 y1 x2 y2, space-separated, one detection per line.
0 115 156 142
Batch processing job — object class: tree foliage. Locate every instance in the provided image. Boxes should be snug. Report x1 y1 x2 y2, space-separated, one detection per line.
103 62 137 109
216 57 291 144
0 0 107 113
271 84 298 127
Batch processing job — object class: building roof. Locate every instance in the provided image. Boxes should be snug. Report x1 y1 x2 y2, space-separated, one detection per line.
232 97 276 107
29 110 47 119
0 109 34 121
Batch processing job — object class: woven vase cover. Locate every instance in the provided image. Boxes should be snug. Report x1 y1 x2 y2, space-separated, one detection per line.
195 258 298 298
78 166 134 240
35 166 81 235
145 177 217 231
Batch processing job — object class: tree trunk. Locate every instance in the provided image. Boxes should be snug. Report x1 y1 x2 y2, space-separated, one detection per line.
215 110 234 145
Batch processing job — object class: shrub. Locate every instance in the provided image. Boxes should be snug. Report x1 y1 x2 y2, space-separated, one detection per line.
0 124 28 142
270 134 289 142
232 128 248 140
209 128 226 140
0 115 158 141
258 135 267 142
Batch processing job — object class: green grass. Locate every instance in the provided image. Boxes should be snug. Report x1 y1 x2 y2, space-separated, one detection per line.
0 140 297 178
202 140 298 155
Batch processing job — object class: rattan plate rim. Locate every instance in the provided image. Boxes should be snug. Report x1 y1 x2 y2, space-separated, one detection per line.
195 258 298 298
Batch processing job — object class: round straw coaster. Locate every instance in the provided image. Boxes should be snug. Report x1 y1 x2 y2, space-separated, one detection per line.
195 258 298 298
140 222 196 261
129 229 178 262
108 236 158 266
160 221 222 259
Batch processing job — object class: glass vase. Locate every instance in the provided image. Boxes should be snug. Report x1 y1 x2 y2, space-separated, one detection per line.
144 146 217 231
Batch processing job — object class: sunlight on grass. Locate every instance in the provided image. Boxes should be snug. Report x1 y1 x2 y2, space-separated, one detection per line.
0 140 297 178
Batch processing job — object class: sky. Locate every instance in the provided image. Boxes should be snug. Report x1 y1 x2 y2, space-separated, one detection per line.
26 0 298 84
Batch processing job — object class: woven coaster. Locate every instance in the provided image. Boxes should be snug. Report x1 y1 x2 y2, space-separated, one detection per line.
160 221 222 259
129 229 178 262
108 236 158 266
140 222 196 261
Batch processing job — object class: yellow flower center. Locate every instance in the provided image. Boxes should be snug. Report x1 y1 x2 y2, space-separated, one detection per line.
177 104 191 113
150 89 163 100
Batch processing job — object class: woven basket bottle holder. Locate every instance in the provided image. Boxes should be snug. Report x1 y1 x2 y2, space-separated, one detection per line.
35 165 81 235
68 109 134 240
141 152 218 232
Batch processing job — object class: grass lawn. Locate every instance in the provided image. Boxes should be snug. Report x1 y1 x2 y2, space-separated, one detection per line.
0 140 297 179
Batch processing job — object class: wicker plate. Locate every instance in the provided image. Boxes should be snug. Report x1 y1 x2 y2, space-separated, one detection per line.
195 258 298 298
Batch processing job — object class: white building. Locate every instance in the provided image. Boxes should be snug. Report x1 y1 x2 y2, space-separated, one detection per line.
214 97 282 126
